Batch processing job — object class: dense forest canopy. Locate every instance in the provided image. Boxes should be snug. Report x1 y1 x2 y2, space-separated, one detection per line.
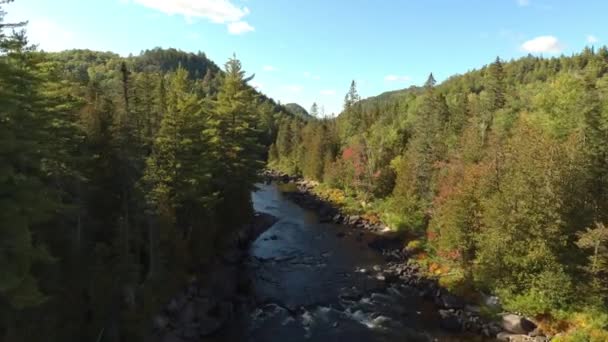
3 0 608 340
0 1 300 340
269 48 608 339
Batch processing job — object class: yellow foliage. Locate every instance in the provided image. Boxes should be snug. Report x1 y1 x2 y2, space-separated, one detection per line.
405 239 423 252
362 213 380 224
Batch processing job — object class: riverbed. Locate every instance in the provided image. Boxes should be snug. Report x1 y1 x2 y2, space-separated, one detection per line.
214 182 491 342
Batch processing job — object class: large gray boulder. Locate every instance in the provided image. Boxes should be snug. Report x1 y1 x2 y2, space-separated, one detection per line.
501 314 537 334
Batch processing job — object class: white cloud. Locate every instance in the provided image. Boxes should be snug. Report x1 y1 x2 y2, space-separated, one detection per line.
285 85 303 93
263 65 278 72
521 35 563 53
131 0 254 34
320 89 336 96
587 35 599 44
517 0 530 7
227 21 254 34
304 71 321 80
384 74 412 82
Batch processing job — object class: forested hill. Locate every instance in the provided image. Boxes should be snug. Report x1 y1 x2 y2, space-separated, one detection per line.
284 102 313 120
269 49 608 339
0 2 302 339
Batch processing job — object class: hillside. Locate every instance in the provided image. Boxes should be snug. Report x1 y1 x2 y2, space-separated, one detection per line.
1 33 291 342
269 47 608 339
284 102 313 119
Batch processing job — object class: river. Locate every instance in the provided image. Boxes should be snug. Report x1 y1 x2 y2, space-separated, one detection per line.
216 182 491 342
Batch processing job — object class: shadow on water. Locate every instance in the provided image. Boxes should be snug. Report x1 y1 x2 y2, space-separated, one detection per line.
214 182 493 342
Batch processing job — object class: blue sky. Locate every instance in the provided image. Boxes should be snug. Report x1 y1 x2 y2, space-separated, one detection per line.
5 0 607 115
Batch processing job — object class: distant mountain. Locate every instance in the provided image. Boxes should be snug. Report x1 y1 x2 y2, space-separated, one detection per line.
284 103 313 120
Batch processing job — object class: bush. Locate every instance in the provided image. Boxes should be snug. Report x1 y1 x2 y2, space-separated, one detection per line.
499 269 574 317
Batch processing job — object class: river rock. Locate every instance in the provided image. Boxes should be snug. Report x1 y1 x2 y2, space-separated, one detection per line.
439 293 465 310
501 314 537 334
439 309 461 332
496 332 545 342
153 314 171 331
166 293 188 315
348 215 360 225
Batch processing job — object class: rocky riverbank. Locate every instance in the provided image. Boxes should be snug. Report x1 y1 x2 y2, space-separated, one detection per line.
148 212 278 342
262 169 551 342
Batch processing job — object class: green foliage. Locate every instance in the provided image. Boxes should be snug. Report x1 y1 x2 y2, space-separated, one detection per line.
271 45 608 327
0 3 288 339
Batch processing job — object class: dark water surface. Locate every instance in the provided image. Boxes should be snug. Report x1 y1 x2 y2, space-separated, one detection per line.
217 183 488 342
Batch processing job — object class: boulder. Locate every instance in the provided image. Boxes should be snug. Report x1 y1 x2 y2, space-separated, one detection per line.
152 314 170 331
166 293 188 315
501 314 537 335
439 309 461 332
496 332 543 342
348 215 360 225
439 293 465 310
339 287 363 301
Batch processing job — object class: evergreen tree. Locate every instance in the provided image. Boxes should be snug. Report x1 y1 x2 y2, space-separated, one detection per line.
424 72 437 88
310 102 319 117
0 18 55 310
207 55 263 225
344 80 360 110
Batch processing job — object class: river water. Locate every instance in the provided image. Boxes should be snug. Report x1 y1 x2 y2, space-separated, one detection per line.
217 182 489 342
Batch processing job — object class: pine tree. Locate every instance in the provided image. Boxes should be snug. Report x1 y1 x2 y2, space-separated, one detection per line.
310 102 319 117
486 57 505 111
424 73 436 89
208 55 263 225
576 222 608 298
344 80 360 110
0 13 55 309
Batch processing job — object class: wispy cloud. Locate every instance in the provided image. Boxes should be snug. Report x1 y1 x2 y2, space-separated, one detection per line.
304 71 321 80
516 0 530 7
130 0 254 34
521 35 563 53
228 21 254 34
384 74 412 82
320 89 336 96
263 65 278 72
587 35 599 44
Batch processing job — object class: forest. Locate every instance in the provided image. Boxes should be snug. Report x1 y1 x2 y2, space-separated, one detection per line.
0 1 295 340
269 51 608 339
3 0 608 340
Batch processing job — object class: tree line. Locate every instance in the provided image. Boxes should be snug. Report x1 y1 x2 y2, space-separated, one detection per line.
269 49 608 335
0 1 291 340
